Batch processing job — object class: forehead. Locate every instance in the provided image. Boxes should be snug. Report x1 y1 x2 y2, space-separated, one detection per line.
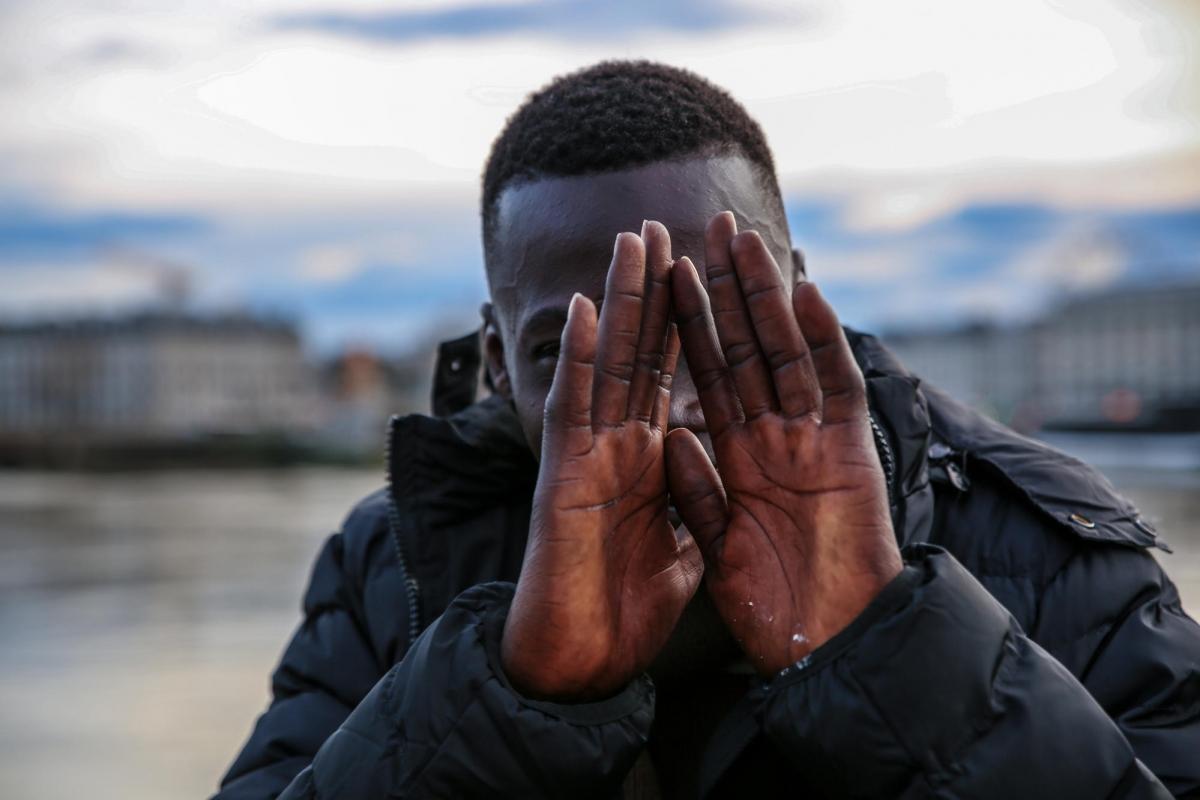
488 155 790 336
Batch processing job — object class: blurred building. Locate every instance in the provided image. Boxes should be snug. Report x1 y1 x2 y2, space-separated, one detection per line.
883 280 1200 432
318 348 433 456
0 313 317 441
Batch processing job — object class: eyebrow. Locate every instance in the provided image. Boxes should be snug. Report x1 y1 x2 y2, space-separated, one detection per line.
517 306 570 346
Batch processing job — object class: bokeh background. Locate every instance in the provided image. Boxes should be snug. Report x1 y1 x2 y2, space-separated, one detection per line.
1 1 1197 797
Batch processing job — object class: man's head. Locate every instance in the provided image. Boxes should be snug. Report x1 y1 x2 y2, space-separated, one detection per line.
480 60 802 454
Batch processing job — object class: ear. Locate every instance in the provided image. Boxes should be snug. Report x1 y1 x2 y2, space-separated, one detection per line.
790 247 808 284
480 302 512 399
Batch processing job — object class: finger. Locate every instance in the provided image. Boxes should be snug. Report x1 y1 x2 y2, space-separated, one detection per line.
627 220 673 423
704 212 777 419
729 230 821 419
650 324 680 433
792 282 867 425
665 428 729 566
543 293 598 454
670 256 743 437
593 232 646 427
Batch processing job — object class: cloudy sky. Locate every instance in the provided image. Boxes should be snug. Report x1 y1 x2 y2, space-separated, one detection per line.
1 0 1197 351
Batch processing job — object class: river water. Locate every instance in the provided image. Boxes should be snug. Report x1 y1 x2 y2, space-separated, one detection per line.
0 456 1197 799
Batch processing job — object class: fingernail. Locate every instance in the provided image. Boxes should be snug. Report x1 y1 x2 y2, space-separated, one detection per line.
567 292 583 319
641 219 651 238
614 230 633 255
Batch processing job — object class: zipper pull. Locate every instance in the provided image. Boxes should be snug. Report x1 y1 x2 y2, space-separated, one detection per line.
929 441 971 492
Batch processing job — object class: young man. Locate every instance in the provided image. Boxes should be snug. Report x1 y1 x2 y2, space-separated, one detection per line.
216 62 1200 799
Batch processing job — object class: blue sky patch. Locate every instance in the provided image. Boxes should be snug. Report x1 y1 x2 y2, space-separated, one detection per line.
272 0 788 44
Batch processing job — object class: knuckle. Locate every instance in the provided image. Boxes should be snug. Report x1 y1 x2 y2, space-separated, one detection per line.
694 368 730 394
741 282 781 304
598 362 634 384
765 346 810 372
634 350 663 372
826 383 866 407
723 340 761 367
675 308 703 327
706 261 735 281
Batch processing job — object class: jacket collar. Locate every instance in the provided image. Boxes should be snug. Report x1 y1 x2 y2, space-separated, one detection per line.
846 329 937 547
845 329 1164 551
391 324 1163 603
386 391 536 548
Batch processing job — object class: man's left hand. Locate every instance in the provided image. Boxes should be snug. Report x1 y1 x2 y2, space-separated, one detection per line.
665 211 903 675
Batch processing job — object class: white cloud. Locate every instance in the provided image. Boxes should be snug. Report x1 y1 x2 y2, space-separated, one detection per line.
803 231 968 285
809 145 1200 234
297 232 421 283
0 263 164 317
298 245 365 283
837 190 965 235
862 221 1136 329
0 0 1194 223
1007 220 1130 290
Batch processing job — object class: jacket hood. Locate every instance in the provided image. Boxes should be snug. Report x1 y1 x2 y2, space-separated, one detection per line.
847 329 1164 552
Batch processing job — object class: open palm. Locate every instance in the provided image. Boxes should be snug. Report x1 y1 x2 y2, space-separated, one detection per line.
666 213 902 674
502 223 703 700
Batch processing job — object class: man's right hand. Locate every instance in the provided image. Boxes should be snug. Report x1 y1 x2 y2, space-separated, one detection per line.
501 222 704 702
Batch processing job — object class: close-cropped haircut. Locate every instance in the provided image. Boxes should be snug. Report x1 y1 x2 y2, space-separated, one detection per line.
481 60 784 258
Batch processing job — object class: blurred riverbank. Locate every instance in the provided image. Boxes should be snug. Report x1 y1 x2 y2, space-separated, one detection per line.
0 467 382 799
1 446 1197 799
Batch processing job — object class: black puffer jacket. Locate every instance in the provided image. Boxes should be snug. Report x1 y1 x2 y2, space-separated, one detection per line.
215 331 1200 799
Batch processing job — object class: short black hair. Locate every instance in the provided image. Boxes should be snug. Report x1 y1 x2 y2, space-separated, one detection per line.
481 60 784 252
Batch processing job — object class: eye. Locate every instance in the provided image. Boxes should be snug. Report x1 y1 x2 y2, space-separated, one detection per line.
531 341 561 363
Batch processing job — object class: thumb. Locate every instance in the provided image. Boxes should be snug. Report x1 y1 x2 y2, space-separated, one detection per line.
673 527 705 601
665 428 729 566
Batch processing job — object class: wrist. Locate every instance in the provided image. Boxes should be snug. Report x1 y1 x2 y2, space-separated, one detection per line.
483 588 656 727
500 615 627 702
744 544 903 675
763 559 921 682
